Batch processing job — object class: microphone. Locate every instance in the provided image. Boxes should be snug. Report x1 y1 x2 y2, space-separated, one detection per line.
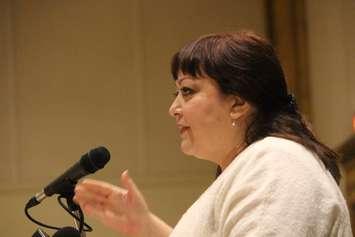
26 146 110 208
52 227 81 237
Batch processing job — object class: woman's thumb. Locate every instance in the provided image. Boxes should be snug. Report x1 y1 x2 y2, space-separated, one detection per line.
120 170 143 203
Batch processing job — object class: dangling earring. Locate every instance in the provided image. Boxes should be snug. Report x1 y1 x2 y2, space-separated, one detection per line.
232 120 236 127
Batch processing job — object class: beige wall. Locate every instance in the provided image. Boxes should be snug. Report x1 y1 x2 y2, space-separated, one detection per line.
2 0 353 236
0 0 265 236
307 0 355 147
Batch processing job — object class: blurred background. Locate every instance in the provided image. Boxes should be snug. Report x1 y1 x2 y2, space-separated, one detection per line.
0 0 354 236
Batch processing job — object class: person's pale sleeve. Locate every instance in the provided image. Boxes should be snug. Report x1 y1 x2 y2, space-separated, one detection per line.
214 149 347 237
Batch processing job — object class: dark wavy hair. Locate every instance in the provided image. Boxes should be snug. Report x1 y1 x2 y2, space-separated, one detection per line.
170 31 341 184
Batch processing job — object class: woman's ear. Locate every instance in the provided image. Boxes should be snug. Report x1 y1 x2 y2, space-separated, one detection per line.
230 96 252 120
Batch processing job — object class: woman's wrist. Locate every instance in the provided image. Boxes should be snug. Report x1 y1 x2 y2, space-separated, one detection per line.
142 212 172 237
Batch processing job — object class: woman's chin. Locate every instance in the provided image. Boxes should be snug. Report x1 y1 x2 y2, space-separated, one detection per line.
180 141 194 156
180 142 210 161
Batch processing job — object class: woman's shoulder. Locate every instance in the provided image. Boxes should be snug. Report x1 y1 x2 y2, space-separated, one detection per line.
246 136 312 157
218 136 335 197
225 136 320 174
213 136 351 237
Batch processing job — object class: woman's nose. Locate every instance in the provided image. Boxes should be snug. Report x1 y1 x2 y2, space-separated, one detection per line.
168 96 181 118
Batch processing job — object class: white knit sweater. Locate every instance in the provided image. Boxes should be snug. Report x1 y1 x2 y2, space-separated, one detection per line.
170 137 352 237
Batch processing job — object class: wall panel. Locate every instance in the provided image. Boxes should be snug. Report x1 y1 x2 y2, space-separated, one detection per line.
307 0 355 147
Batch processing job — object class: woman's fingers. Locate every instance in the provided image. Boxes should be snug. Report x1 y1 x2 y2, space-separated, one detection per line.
74 178 129 216
73 172 151 236
75 179 125 201
77 179 120 196
80 198 132 233
81 200 103 217
74 186 106 204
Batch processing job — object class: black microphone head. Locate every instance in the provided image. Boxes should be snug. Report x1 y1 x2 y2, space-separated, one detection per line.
80 146 110 173
53 227 81 237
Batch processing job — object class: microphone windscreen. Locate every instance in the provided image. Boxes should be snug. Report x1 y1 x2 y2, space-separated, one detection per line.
53 227 81 237
81 146 110 173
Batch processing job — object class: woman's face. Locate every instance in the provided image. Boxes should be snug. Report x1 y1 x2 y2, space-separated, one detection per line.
169 73 241 165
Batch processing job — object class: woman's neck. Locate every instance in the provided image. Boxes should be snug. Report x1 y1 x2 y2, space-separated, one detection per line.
219 141 246 171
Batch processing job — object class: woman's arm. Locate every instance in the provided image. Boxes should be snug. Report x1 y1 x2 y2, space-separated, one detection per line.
216 147 348 236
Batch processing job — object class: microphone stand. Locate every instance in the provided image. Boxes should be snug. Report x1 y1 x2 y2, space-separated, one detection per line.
72 211 86 237
64 183 86 237
67 201 86 237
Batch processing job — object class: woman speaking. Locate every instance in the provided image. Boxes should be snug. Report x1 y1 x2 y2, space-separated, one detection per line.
73 31 352 237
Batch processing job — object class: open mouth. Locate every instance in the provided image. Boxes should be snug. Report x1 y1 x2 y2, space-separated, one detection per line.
178 126 189 134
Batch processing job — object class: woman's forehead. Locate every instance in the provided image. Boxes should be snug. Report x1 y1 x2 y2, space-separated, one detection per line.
176 74 193 84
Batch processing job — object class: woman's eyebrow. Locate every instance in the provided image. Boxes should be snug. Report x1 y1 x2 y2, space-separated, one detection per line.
177 75 194 85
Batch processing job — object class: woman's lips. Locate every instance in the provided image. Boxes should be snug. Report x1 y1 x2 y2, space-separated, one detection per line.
177 125 189 135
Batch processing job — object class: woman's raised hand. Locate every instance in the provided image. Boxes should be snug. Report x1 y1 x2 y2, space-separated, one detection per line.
73 170 152 237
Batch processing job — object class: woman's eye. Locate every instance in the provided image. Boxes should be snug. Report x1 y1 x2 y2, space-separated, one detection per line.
180 87 194 96
172 87 194 98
